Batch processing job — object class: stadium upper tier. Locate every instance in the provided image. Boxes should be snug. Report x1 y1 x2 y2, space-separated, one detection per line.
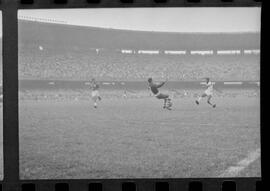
19 20 260 50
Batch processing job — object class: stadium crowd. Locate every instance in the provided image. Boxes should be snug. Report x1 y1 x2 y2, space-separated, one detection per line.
19 45 260 81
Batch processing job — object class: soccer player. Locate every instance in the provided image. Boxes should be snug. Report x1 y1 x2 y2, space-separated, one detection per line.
148 77 172 110
123 90 127 98
90 78 101 108
195 77 216 108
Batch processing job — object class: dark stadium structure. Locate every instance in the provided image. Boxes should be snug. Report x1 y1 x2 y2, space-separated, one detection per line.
19 20 260 50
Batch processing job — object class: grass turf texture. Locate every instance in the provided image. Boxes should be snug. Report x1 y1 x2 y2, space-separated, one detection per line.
19 95 260 179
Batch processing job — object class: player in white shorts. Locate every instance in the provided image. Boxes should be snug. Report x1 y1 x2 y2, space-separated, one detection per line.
91 78 101 108
196 78 216 108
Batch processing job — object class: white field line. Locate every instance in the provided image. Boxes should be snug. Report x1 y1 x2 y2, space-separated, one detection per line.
124 120 258 128
176 123 253 127
139 120 256 127
219 148 261 177
224 82 243 85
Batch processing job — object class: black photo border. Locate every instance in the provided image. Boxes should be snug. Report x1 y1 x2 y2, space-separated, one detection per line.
0 0 264 191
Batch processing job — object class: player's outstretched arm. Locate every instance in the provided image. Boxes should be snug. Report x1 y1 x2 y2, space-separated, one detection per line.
156 81 166 88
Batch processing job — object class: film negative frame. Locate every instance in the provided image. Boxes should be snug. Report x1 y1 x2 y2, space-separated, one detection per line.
0 0 264 191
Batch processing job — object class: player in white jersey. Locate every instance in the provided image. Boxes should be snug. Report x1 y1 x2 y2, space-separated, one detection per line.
195 78 216 108
91 78 101 108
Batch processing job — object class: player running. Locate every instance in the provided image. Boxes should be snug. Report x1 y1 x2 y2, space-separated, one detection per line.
195 77 216 108
90 78 101 108
148 77 172 110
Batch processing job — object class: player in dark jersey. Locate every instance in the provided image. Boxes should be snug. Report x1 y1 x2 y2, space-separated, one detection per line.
148 78 172 110
91 78 101 108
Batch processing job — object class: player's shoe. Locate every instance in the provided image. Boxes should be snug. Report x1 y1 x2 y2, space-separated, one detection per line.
167 102 172 107
163 104 172 110
94 105 97 109
165 106 172 110
195 100 199 105
163 105 169 109
166 104 172 111
212 104 216 108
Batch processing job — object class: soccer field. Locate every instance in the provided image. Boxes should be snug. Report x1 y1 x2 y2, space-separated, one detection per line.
19 96 260 179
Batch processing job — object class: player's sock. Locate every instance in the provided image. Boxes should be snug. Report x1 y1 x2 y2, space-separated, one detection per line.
167 99 172 108
163 99 167 108
163 103 167 108
166 105 172 110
